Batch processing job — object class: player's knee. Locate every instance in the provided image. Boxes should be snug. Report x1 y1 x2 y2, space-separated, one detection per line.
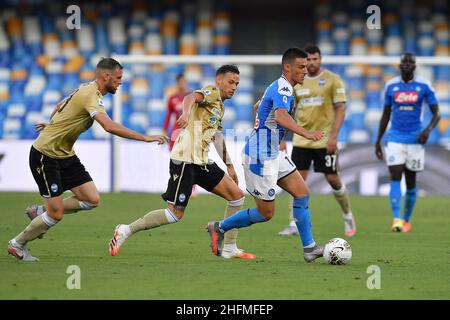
46 204 64 221
168 204 185 220
325 175 342 190
86 194 100 207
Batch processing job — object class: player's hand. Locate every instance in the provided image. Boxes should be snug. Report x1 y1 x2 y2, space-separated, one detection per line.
35 122 48 132
176 112 190 128
326 137 338 154
279 140 287 152
303 130 323 141
417 129 430 144
375 141 383 160
227 165 239 185
146 135 168 144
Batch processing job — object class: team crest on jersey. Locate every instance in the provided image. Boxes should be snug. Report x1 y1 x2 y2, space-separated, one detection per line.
393 86 399 91
395 92 418 103
179 193 186 203
319 79 326 87
268 189 275 197
209 116 217 125
99 98 104 107
415 86 421 92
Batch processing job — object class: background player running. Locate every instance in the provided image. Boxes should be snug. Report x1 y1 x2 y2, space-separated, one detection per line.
109 65 256 259
8 58 167 261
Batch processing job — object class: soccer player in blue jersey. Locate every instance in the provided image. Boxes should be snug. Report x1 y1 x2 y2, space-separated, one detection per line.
207 48 325 262
375 52 441 232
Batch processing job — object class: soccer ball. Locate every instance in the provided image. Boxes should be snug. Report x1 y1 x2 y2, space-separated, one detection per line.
323 238 352 265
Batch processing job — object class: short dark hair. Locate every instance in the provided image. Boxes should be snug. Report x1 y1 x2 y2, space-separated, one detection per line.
400 52 416 62
304 44 321 56
176 73 184 81
96 58 123 70
281 47 308 66
216 65 240 76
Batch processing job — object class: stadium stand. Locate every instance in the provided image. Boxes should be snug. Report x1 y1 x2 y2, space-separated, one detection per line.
0 0 448 144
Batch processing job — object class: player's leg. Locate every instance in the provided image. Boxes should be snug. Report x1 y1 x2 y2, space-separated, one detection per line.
402 144 424 232
279 147 312 236
324 172 357 237
207 197 273 256
109 160 192 256
388 164 404 231
25 156 99 219
277 165 323 262
8 147 63 261
402 169 416 232
385 142 407 232
207 169 255 259
206 156 277 256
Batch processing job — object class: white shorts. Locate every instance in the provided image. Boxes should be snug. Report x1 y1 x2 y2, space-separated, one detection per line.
243 151 297 201
385 142 425 171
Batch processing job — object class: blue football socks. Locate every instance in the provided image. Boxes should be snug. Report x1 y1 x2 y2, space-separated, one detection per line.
219 208 266 232
403 187 417 222
293 195 315 247
389 180 402 219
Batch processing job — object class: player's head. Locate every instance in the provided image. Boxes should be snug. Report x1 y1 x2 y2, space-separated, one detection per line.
304 44 322 76
96 58 123 94
399 52 416 78
176 74 188 92
281 47 308 85
215 65 240 99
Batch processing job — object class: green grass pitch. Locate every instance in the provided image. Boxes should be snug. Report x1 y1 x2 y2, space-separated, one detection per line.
0 192 449 299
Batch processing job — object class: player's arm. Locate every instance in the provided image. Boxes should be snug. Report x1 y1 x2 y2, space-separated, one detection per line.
327 102 345 154
274 108 323 141
213 131 238 184
94 112 167 144
162 97 173 135
175 92 204 128
417 104 441 144
375 105 391 160
252 100 260 119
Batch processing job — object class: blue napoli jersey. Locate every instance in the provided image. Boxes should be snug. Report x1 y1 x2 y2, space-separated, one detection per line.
384 76 438 144
244 75 295 164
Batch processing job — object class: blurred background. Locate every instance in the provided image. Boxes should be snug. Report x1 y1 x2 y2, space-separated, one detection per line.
0 0 449 194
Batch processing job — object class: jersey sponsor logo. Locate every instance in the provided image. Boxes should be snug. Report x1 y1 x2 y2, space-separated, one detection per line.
296 88 310 96
299 97 324 108
394 92 418 103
